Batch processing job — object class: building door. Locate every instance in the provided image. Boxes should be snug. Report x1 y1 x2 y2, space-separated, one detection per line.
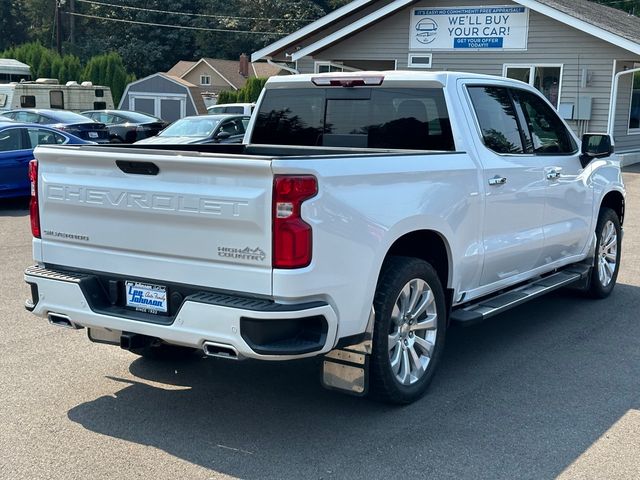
160 98 183 123
130 97 155 117
129 94 186 121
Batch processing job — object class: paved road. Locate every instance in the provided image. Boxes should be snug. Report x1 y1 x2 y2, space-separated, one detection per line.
1 168 639 480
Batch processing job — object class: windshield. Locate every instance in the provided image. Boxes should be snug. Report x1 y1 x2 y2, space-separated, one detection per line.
160 117 221 137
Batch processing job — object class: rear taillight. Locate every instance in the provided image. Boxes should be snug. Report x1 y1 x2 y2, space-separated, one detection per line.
272 175 318 269
28 159 41 238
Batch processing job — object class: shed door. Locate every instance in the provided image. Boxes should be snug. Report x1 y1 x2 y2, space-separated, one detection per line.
160 98 182 123
131 97 155 117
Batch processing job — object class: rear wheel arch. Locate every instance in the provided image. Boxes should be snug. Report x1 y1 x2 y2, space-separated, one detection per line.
383 229 452 290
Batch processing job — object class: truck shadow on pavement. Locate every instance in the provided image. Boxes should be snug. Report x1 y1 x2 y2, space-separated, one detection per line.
0 197 29 217
67 284 640 479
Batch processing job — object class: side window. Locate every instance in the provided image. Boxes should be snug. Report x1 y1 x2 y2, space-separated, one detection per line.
225 106 244 114
14 111 40 123
468 86 524 154
0 128 26 151
27 128 68 147
512 89 577 154
50 90 64 109
20 95 36 108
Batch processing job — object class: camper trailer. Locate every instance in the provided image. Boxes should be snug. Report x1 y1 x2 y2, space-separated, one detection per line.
0 79 114 112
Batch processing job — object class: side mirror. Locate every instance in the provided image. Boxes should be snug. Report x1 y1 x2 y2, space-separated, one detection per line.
215 131 232 141
580 133 614 167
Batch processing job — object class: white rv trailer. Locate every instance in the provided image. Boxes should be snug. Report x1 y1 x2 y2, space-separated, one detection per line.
0 79 114 112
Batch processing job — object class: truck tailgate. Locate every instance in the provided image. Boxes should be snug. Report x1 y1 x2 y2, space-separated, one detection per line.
34 146 274 296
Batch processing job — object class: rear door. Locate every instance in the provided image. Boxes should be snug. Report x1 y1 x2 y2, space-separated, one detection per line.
35 147 275 295
0 127 32 196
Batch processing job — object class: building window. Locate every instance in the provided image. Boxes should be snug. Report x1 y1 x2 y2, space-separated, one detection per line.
504 65 562 108
629 71 640 132
315 62 344 73
200 75 211 86
20 95 36 108
50 90 64 109
408 54 432 69
95 89 104 97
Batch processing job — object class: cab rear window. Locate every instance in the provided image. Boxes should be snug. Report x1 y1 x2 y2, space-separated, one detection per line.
252 88 455 151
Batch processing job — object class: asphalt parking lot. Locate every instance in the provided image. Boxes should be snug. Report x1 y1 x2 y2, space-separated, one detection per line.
1 167 639 480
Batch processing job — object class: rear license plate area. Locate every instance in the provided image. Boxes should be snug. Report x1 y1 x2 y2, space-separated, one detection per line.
125 281 168 314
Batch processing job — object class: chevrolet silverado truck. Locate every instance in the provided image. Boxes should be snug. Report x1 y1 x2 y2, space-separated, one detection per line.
24 72 625 404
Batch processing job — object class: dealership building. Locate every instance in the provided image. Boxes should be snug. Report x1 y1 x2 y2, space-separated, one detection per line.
253 0 640 164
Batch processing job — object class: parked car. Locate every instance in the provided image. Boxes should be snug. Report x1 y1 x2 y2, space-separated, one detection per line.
207 103 254 115
0 109 110 143
0 121 91 198
81 110 168 143
135 114 250 145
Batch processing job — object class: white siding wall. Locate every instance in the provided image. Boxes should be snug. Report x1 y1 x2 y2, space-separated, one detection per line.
301 0 640 148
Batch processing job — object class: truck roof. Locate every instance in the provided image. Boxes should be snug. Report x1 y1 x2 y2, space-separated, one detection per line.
265 70 523 89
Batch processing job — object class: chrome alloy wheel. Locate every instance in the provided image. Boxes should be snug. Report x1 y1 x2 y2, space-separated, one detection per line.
388 279 438 385
598 220 618 287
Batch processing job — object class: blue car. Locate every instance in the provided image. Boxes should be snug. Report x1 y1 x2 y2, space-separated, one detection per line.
0 121 91 199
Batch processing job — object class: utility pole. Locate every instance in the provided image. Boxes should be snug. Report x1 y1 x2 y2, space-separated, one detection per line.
70 0 75 46
55 0 63 55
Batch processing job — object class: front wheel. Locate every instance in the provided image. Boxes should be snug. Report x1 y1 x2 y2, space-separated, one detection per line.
369 257 447 404
588 207 622 299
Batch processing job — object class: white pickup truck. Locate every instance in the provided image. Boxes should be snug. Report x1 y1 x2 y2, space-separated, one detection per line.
24 72 625 404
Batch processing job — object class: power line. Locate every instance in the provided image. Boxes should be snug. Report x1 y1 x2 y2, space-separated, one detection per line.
66 11 290 35
74 0 317 23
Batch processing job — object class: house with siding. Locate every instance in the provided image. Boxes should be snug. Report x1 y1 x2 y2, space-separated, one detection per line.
252 0 640 164
166 55 283 107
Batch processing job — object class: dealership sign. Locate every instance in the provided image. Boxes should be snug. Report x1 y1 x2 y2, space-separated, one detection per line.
410 6 529 50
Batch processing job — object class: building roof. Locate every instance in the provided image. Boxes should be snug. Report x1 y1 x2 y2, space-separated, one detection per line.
168 57 285 91
530 0 640 49
0 58 31 75
250 0 377 62
253 0 640 62
166 60 196 78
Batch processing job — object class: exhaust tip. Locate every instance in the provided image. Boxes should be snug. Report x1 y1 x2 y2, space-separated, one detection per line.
203 341 240 360
48 313 81 329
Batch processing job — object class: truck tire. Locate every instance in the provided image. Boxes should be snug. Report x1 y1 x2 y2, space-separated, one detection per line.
369 257 446 404
130 343 198 361
588 207 622 299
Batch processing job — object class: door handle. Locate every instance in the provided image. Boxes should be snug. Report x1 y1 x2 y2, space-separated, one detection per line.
546 167 562 180
488 175 507 186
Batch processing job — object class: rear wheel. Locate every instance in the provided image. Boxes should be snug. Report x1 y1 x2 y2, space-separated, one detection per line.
130 343 198 361
369 257 446 404
588 208 622 299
